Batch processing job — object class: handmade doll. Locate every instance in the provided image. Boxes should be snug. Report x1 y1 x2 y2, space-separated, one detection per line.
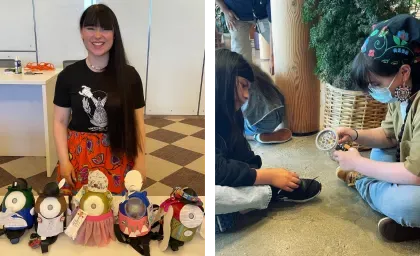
28 179 70 253
114 171 161 256
65 170 115 246
158 187 205 252
0 178 35 244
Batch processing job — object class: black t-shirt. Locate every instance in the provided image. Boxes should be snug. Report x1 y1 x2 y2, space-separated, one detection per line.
53 60 145 133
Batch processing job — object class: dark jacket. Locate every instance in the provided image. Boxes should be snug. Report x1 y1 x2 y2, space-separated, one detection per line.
224 0 270 22
216 113 262 187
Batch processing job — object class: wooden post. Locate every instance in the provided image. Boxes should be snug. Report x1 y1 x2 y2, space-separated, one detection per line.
271 0 320 135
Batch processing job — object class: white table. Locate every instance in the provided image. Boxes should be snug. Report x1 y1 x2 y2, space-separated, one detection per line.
0 68 62 177
0 196 205 255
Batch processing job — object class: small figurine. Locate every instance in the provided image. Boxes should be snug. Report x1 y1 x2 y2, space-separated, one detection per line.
65 170 115 246
29 179 70 253
157 187 205 252
0 178 35 244
114 170 161 256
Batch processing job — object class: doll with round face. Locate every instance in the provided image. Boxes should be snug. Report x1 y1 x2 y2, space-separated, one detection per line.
65 170 115 247
158 187 205 252
114 171 161 256
0 178 35 244
29 179 70 253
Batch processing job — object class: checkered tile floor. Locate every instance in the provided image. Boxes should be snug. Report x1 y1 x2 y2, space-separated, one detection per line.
0 117 205 196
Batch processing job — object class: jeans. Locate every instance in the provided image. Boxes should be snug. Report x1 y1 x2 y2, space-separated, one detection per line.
215 185 272 233
244 110 284 136
230 18 271 63
355 148 420 227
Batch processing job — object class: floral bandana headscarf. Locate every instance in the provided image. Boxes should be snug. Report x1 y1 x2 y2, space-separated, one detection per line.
361 14 420 65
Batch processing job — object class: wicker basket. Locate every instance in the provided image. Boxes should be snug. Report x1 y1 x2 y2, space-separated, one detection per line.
323 83 388 150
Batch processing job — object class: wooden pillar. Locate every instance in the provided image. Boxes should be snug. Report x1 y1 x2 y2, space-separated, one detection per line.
271 0 320 135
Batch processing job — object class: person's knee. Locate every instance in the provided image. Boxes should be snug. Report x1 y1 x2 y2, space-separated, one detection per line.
369 148 396 162
382 193 420 227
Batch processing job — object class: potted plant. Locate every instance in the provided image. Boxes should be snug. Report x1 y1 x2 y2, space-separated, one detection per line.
302 0 414 149
215 4 231 49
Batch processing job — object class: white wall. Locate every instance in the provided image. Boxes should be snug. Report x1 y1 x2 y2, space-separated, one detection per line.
0 0 205 116
146 0 205 115
199 69 205 115
97 0 149 95
0 0 36 51
35 0 87 66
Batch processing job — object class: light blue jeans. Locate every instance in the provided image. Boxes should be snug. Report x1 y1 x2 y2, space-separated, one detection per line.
355 148 420 227
244 110 284 136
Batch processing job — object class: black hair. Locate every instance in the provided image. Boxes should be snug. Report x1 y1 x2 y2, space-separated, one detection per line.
351 52 420 162
248 63 285 109
215 49 253 151
80 4 139 160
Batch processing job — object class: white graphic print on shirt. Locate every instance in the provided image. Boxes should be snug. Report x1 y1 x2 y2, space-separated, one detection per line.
78 85 108 132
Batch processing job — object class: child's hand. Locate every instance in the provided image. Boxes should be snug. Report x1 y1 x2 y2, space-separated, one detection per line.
255 168 300 192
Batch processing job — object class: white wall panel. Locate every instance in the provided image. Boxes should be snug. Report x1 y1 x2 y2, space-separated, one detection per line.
199 69 204 115
0 0 36 51
0 52 36 66
146 0 205 115
98 0 149 95
35 0 86 67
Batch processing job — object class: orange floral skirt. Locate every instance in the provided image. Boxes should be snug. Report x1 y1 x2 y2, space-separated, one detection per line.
56 130 134 195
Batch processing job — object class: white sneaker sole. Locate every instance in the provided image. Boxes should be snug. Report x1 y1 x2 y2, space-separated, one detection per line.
378 217 391 229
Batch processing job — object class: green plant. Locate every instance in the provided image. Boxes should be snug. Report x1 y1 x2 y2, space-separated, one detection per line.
302 0 414 90
216 4 229 34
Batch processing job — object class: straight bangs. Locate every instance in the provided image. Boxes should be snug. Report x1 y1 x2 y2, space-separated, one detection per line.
80 5 114 30
351 52 400 92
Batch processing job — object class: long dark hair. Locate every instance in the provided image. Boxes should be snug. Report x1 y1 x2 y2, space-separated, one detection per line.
80 4 139 159
351 52 420 161
215 49 253 151
249 63 285 105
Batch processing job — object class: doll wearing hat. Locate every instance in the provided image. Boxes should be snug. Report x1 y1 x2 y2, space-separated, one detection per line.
0 178 35 244
29 179 70 253
158 187 205 252
65 170 115 246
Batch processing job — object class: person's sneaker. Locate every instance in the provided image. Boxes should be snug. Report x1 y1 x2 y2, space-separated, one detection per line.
336 167 362 187
378 217 420 242
254 128 292 144
271 178 322 203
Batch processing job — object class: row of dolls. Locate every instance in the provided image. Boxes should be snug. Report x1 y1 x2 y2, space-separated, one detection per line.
0 170 205 255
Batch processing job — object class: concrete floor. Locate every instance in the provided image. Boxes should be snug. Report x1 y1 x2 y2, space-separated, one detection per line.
215 135 420 256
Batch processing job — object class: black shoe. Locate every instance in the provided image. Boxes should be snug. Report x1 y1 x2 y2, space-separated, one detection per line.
378 217 420 242
271 178 322 203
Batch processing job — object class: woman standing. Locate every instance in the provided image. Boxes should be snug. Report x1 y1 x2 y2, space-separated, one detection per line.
334 14 420 242
53 4 146 195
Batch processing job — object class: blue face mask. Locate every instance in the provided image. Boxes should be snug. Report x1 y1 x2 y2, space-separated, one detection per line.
241 100 249 112
368 74 398 104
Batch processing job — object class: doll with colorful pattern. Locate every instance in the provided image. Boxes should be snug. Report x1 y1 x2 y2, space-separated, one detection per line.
157 187 205 252
65 170 115 246
0 178 35 244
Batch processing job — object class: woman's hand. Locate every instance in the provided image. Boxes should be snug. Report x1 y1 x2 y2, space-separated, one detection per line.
335 127 357 144
333 148 362 171
60 161 76 187
256 168 301 192
223 9 239 31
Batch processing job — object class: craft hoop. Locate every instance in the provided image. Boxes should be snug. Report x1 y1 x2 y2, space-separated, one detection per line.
315 128 339 151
